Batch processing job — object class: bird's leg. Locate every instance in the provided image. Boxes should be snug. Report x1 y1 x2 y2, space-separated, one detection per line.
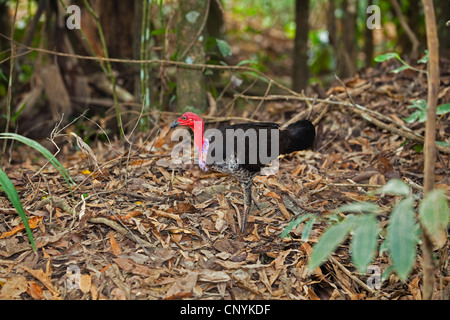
239 180 253 233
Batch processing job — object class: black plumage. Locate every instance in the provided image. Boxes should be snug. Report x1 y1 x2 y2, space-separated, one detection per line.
171 112 315 232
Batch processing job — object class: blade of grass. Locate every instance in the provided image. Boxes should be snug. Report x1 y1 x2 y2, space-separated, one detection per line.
0 167 36 252
0 133 75 194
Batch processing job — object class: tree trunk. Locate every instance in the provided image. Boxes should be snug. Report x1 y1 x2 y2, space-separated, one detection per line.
436 0 450 58
206 0 224 39
176 0 207 113
340 0 357 78
364 0 374 67
292 0 309 92
97 0 135 59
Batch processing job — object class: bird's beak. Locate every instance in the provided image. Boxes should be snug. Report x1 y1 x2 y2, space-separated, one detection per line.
170 120 180 129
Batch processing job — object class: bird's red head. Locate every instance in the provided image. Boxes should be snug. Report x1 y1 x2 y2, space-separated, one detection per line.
170 112 203 130
171 112 205 152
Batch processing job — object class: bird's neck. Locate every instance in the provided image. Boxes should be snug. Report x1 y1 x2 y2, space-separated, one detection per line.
192 119 205 152
192 119 208 171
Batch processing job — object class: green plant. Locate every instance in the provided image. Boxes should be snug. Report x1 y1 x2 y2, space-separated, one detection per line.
284 179 449 282
374 51 428 73
0 133 76 251
375 51 450 149
0 167 36 252
403 99 450 124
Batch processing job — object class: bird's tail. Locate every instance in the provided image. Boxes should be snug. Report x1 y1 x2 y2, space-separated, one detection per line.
280 120 316 155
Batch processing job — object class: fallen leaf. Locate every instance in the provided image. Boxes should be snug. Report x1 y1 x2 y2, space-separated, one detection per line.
22 266 60 297
167 203 196 214
0 216 42 239
27 280 44 300
79 274 92 294
114 257 134 271
0 276 28 299
265 191 281 200
164 271 199 299
198 270 231 283
111 287 127 300
90 283 99 300
109 211 143 222
109 233 122 256
277 200 291 219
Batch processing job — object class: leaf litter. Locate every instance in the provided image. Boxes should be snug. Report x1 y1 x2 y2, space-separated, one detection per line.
0 61 449 300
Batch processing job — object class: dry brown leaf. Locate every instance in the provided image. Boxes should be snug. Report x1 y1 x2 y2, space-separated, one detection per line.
307 287 321 300
114 257 134 271
167 203 196 214
158 166 172 181
265 191 281 200
277 200 291 220
164 271 199 299
152 209 183 225
111 287 127 300
215 259 246 269
408 276 422 300
22 267 59 297
0 216 42 239
90 283 99 300
198 270 231 283
131 264 153 277
272 249 293 270
27 280 44 300
109 233 122 256
79 274 92 294
0 276 28 299
109 211 143 222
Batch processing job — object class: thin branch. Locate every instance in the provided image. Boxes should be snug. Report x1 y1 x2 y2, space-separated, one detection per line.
421 0 440 300
0 33 299 97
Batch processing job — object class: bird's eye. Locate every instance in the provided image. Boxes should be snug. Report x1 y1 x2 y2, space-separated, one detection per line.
182 116 187 120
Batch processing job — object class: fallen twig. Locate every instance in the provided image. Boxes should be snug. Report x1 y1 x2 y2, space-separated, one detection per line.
329 256 376 294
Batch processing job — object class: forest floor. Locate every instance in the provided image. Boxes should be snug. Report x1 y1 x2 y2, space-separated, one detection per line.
0 56 449 300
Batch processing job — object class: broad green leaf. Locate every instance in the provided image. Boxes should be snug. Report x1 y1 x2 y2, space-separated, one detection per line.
408 99 427 111
237 59 257 67
387 197 417 281
216 39 232 57
374 52 400 63
281 214 312 239
402 110 421 124
419 189 449 249
381 265 395 282
417 111 427 123
437 103 450 115
0 168 36 252
336 202 380 214
417 51 428 64
390 65 409 74
308 217 354 272
374 179 411 197
351 214 379 272
436 141 450 148
413 144 424 153
301 216 316 242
